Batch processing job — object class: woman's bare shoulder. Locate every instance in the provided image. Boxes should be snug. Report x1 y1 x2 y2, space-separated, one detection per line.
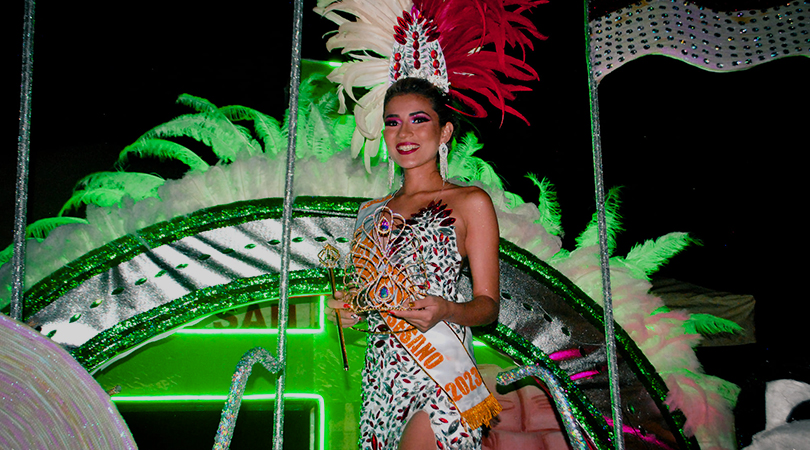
446 184 494 211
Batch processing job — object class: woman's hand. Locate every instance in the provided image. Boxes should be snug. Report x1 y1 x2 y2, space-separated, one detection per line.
390 295 452 333
325 290 362 328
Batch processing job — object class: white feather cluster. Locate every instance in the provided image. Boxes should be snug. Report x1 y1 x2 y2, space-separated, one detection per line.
314 0 411 170
549 232 738 449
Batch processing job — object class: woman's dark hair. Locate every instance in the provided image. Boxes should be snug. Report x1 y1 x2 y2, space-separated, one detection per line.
384 77 458 139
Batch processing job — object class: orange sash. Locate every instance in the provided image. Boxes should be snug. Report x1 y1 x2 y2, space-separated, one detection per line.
382 312 501 429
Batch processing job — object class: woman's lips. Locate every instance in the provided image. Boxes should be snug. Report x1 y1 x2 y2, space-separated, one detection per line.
396 143 419 155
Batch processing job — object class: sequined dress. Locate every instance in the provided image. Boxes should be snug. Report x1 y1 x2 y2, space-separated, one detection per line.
356 198 482 450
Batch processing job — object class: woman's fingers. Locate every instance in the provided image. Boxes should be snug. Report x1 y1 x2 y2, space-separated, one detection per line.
392 295 449 332
326 298 353 310
391 309 429 332
327 289 358 310
325 295 362 328
326 308 359 328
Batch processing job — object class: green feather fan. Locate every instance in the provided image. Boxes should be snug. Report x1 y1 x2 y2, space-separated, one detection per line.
575 186 623 252
141 112 261 162
526 173 563 237
448 133 506 191
684 313 743 336
175 93 219 114
59 172 165 216
118 138 210 172
220 106 286 155
624 232 695 279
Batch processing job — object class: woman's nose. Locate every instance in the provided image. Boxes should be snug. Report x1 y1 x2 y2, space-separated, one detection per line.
398 122 413 136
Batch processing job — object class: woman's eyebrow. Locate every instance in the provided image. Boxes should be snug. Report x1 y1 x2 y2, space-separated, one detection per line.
384 110 430 119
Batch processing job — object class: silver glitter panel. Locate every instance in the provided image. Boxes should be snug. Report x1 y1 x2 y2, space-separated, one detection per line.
497 263 606 367
590 0 810 83
31 216 353 348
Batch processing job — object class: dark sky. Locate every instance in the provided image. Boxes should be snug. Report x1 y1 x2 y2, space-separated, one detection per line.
4 0 809 382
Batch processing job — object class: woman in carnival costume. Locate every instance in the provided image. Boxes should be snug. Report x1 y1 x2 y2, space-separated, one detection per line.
317 0 546 448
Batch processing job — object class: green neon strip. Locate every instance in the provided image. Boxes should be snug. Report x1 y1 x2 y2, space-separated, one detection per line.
112 393 325 450
176 295 327 335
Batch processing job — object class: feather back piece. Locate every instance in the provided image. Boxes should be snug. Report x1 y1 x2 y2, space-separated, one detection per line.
314 0 547 171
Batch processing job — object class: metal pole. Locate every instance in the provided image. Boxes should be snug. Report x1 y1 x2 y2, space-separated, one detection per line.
583 1 624 449
11 0 37 322
273 0 304 448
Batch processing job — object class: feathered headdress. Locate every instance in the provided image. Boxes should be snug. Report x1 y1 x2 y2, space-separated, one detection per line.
314 0 547 171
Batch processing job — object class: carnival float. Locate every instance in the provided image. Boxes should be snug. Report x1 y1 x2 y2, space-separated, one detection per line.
2 0 808 449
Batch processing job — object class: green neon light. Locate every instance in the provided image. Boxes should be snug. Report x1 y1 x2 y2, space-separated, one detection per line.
113 393 325 450
327 61 342 68
175 295 327 335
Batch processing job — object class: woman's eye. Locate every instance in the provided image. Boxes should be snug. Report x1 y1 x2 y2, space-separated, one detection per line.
384 119 400 127
412 116 430 124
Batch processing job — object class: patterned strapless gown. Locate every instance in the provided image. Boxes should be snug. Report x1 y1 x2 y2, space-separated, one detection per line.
354 198 483 450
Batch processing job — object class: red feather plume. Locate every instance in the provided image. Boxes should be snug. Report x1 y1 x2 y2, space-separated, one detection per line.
414 0 548 125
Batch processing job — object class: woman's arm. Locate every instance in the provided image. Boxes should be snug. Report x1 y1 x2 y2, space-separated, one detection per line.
394 187 500 332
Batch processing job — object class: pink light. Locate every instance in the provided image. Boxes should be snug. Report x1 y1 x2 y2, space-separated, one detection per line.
549 348 583 361
570 370 600 381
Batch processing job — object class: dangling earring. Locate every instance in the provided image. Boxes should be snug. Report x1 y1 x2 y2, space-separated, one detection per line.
388 158 396 188
439 142 449 181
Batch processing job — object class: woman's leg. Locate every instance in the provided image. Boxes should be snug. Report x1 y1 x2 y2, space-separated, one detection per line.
398 411 438 450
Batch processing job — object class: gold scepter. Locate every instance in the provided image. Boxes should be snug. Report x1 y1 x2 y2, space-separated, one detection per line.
318 243 349 371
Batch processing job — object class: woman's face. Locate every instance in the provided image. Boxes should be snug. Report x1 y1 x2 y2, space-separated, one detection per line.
383 93 453 172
